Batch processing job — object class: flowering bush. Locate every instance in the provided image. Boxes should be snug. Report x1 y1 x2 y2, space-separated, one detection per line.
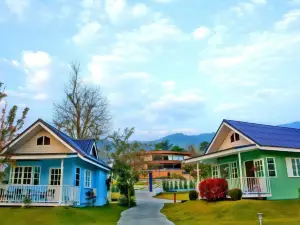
199 178 228 201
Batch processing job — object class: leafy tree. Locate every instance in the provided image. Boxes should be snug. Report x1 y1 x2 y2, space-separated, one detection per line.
171 145 185 152
154 139 173 150
106 127 148 207
0 82 29 181
53 63 111 139
199 141 210 155
183 163 211 180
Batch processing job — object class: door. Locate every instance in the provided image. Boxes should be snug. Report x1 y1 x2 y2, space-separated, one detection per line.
245 161 255 193
48 168 61 202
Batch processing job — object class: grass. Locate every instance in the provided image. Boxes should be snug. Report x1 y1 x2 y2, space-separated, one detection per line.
162 200 300 225
154 192 189 201
0 204 126 225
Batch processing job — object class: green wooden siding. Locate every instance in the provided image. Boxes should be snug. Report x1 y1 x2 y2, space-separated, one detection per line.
202 149 300 200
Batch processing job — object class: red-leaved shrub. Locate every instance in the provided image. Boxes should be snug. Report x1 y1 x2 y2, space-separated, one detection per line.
199 178 228 201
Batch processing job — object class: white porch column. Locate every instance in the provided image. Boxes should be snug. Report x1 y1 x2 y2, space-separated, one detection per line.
238 152 243 190
59 158 64 204
196 163 200 187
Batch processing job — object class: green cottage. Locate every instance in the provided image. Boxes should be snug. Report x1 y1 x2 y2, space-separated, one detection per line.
184 120 300 200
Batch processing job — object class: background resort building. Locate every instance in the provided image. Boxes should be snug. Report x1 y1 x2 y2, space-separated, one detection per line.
142 150 191 179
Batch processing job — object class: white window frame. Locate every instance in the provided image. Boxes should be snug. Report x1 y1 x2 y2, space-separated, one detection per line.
230 162 239 179
37 136 50 145
84 169 92 188
286 158 300 177
9 166 41 185
211 165 219 178
266 157 277 178
49 168 61 185
254 158 265 178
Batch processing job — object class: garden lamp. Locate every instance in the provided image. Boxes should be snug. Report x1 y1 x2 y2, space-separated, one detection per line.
257 213 263 225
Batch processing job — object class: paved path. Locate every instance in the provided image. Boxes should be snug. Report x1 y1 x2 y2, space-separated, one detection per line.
117 191 175 225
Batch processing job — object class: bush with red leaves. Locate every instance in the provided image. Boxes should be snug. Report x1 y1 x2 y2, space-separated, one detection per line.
199 178 228 201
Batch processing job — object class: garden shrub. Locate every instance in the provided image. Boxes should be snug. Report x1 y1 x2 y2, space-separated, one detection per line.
118 195 136 207
199 178 228 201
189 190 198 200
23 195 32 208
174 181 179 190
179 180 183 190
190 180 195 189
163 181 169 192
184 180 188 189
228 188 242 201
170 182 174 190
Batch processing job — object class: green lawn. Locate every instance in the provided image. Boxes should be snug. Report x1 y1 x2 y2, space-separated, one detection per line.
0 204 126 225
154 192 189 201
162 200 300 225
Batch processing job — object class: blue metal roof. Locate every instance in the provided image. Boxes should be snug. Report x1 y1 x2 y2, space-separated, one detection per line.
224 119 300 149
40 119 111 170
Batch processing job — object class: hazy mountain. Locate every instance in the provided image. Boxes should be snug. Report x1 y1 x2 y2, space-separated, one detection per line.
145 132 215 149
280 122 300 129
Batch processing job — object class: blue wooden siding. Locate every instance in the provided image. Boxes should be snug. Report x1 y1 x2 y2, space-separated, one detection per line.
8 158 108 206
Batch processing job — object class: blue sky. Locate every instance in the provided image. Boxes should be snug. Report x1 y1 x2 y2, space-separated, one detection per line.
1 0 300 141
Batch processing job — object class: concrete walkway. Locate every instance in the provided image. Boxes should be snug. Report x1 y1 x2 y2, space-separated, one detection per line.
117 190 174 225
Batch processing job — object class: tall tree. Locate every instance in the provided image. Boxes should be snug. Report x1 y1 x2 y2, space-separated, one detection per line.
199 141 210 155
171 145 185 152
106 127 148 207
53 63 111 139
0 82 29 180
154 139 173 150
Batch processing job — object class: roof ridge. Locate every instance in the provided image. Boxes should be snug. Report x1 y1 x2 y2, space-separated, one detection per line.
224 119 300 131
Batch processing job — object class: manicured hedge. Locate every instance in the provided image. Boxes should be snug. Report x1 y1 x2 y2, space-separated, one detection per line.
228 188 242 201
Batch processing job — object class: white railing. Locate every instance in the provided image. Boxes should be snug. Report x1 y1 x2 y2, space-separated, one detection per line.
226 177 271 195
0 185 80 205
241 177 271 195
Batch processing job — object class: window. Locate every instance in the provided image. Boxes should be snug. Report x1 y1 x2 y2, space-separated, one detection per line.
33 167 40 185
292 158 300 177
91 145 98 159
49 168 61 185
254 159 264 177
37 136 50 145
212 165 219 178
230 162 238 178
84 170 92 188
266 157 277 177
230 133 240 143
9 166 40 185
75 167 80 186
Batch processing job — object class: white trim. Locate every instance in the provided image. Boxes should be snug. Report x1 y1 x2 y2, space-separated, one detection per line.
78 154 110 171
2 122 77 154
259 146 300 152
266 157 277 178
10 166 33 185
59 159 64 204
286 157 300 177
206 122 256 154
184 145 255 164
84 169 92 188
238 152 243 190
253 158 265 178
2 154 77 160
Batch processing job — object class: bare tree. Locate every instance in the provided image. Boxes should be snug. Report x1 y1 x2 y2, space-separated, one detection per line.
53 63 111 139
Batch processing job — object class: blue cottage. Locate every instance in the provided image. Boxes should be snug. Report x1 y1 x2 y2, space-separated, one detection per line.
0 119 111 206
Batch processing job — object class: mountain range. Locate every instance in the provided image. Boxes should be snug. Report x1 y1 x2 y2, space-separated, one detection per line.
97 121 300 150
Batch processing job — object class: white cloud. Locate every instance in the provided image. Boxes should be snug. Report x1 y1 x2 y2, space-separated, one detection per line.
193 26 211 40
275 10 300 30
23 51 51 68
11 60 20 67
72 21 101 45
22 51 52 93
214 103 244 112
162 81 176 91
153 0 173 3
33 93 49 100
131 3 149 18
105 0 126 23
231 0 266 16
5 0 30 17
116 17 184 44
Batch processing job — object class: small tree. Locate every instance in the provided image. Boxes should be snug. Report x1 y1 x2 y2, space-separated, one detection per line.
107 127 149 207
199 141 210 155
154 140 173 150
171 145 185 152
0 82 29 181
